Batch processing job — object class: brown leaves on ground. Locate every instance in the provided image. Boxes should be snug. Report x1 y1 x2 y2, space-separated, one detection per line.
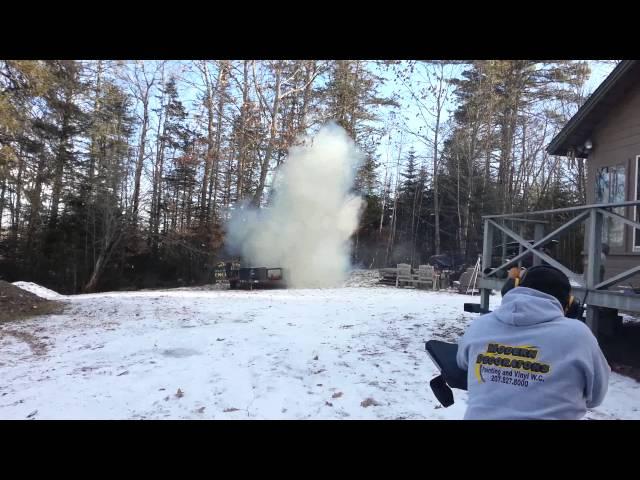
331 391 343 399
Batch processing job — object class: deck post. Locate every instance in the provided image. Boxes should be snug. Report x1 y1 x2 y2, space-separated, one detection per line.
481 219 494 312
533 223 544 266
518 224 525 268
586 208 603 335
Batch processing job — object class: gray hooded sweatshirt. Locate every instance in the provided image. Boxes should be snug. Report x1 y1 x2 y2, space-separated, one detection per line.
456 287 610 420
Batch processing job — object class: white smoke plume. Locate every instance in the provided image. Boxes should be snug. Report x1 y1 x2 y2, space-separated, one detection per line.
225 123 365 288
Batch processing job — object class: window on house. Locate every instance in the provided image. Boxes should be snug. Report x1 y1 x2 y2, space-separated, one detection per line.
596 164 626 248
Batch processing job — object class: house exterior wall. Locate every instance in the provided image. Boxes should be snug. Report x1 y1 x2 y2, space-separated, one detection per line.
585 83 640 286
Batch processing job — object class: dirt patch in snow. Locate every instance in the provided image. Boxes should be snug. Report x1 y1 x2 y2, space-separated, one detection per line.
360 397 382 408
0 280 65 323
0 329 49 355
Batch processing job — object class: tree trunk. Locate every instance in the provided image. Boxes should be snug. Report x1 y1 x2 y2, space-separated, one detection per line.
211 61 228 220
199 61 215 226
299 61 315 132
83 232 120 293
25 153 47 256
85 60 102 277
10 147 24 241
151 83 168 252
225 145 234 209
462 130 478 258
433 153 440 255
385 139 403 265
132 91 150 225
0 176 6 233
150 66 166 248
433 89 442 256
456 151 463 254
49 99 72 230
236 61 250 202
252 62 282 208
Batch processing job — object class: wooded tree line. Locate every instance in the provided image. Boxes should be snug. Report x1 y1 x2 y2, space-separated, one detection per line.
369 60 594 271
0 60 598 292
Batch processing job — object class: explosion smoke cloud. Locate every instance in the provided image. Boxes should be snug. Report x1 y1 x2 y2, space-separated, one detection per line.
225 123 364 288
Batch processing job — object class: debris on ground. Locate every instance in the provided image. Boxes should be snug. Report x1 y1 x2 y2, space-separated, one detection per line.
360 397 381 408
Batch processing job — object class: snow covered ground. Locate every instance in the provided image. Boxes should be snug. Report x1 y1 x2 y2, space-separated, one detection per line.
1 275 639 420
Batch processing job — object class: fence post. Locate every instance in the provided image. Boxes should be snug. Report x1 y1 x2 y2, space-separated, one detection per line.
518 224 525 268
481 219 494 312
533 223 544 266
585 208 603 335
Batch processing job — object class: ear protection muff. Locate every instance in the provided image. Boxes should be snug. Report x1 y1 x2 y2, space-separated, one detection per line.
565 295 575 315
565 294 585 320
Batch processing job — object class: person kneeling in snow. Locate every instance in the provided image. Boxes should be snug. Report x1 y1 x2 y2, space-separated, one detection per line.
456 265 610 420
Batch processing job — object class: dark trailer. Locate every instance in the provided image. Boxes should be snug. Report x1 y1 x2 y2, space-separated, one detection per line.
233 267 287 290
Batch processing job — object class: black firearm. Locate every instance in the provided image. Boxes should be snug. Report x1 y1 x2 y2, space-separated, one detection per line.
425 340 468 408
464 303 491 314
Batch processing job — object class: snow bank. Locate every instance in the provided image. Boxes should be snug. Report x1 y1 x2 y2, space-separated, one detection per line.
12 282 64 300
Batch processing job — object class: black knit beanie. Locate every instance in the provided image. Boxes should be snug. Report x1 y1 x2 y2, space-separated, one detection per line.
519 265 571 308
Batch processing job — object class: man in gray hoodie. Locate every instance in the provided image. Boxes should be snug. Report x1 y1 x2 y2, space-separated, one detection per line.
456 265 610 420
